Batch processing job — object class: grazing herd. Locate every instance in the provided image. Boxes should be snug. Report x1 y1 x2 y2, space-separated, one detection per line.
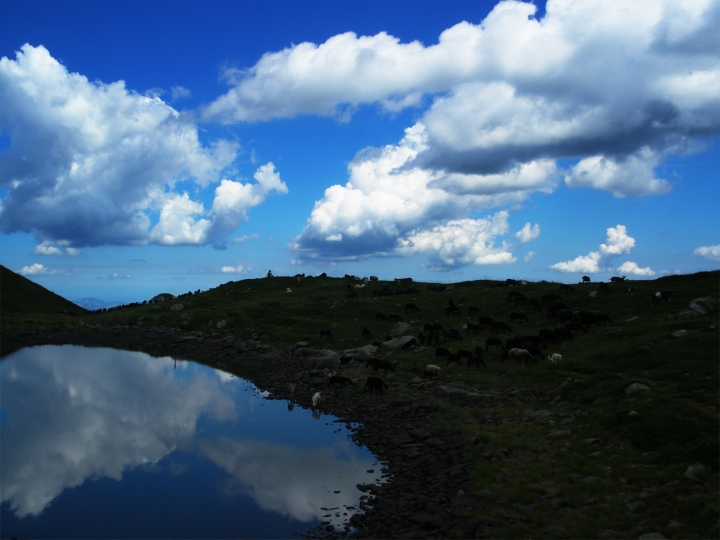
289 273 672 412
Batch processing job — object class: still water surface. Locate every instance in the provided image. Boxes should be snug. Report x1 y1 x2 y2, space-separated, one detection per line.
0 345 383 539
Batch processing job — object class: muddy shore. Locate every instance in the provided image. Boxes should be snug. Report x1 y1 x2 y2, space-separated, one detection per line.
2 326 512 539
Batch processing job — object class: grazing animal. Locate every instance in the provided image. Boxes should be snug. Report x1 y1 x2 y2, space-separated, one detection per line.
507 291 526 303
401 338 419 351
527 298 541 311
312 392 321 407
444 328 463 341
542 293 562 305
594 313 612 324
559 284 575 293
361 328 371 340
610 275 627 283
445 305 460 315
467 354 486 368
446 353 462 367
364 376 388 394
492 322 513 334
367 358 395 375
509 312 528 324
435 346 451 362
288 383 295 397
354 283 365 289
456 349 474 361
485 337 503 351
539 328 554 344
465 322 480 334
287 288 292 293
375 312 388 321
548 353 563 364
388 312 404 322
423 365 441 379
328 375 353 389
652 291 672 305
319 329 334 340
582 276 591 283
417 331 426 345
404 303 420 313
468 306 480 316
477 316 495 329
370 276 379 282
505 348 535 366
598 282 611 294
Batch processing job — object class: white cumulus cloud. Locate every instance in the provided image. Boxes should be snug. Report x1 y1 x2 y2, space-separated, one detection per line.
551 224 645 274
693 244 720 260
0 45 286 249
108 273 131 280
19 263 68 276
400 213 516 270
221 264 249 274
617 261 656 276
290 124 555 266
515 222 540 243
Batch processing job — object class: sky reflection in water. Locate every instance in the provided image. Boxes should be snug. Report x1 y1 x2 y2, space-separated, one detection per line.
0 345 382 538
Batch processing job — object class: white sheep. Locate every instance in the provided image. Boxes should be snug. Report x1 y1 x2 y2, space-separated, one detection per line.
424 365 441 379
286 288 292 293
548 353 563 364
312 391 321 408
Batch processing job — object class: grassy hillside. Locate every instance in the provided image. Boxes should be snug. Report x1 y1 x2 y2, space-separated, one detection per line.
0 265 87 316
2 268 718 538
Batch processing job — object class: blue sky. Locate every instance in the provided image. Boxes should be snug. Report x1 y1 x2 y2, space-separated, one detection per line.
1 0 718 304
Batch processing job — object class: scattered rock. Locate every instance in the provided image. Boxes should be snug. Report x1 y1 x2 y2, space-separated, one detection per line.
638 534 667 540
597 530 622 539
310 351 340 370
216 320 227 329
548 429 571 437
671 329 687 338
625 316 639 322
626 500 644 512
381 335 417 351
434 385 497 405
589 291 597 297
625 383 651 395
684 463 706 482
628 410 639 416
170 303 184 311
678 297 719 318
390 322 413 337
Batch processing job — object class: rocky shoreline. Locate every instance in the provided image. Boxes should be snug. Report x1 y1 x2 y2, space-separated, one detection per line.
2 326 512 539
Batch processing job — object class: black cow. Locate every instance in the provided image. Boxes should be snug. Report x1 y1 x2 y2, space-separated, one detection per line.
364 377 388 395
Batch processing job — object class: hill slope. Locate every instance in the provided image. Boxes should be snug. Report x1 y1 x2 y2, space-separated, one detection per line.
0 265 87 315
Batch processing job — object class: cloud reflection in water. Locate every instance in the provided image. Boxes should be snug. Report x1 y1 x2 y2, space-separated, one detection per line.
0 345 381 533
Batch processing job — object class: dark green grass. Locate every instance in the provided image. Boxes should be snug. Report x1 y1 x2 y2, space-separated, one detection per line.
2 268 718 538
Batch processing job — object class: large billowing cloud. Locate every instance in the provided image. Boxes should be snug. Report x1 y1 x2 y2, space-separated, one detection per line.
0 45 287 249
215 0 718 265
551 224 655 275
205 0 719 177
290 125 551 267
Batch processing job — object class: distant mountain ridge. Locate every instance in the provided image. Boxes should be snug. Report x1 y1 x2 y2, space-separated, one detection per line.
73 298 124 310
